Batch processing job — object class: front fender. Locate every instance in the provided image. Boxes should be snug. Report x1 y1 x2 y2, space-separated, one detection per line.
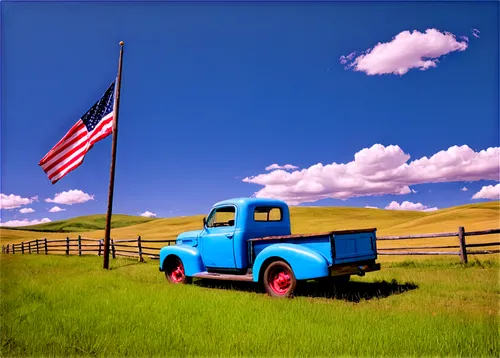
252 243 329 282
159 245 205 276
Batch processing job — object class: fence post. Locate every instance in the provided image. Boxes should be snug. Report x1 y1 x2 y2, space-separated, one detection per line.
21 242 24 254
28 241 32 254
111 239 116 259
12 244 15 254
36 239 39 254
44 238 48 255
78 235 82 256
66 237 70 256
98 239 102 256
137 236 144 262
458 226 468 264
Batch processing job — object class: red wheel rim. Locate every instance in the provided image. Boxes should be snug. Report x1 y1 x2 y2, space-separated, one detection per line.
269 267 291 294
169 260 185 283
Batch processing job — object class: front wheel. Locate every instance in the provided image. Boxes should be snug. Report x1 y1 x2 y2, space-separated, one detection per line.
263 261 297 298
164 256 192 284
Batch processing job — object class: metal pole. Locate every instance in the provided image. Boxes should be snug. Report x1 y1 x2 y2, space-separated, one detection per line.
103 41 124 270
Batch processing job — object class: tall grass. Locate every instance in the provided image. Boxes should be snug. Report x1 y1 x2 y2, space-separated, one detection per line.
1 255 498 357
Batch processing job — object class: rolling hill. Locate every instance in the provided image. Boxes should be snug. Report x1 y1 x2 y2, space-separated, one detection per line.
3 214 158 233
1 201 498 246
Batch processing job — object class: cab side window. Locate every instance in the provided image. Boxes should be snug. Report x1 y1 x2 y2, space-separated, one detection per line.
206 206 236 227
254 206 283 222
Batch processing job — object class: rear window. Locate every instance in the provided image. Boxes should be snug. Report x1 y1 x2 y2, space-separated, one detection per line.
254 206 282 222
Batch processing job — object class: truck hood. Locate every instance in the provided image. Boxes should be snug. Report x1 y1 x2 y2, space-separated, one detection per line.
176 229 202 246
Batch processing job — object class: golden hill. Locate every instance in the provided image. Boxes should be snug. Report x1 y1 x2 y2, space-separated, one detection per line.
1 201 498 247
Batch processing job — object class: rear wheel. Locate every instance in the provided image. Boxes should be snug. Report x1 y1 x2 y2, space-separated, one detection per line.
263 261 297 298
164 256 192 284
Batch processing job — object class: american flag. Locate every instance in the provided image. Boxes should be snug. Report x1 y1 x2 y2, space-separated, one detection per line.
39 80 116 184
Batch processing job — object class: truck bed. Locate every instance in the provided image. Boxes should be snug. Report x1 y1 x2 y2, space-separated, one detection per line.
248 228 378 266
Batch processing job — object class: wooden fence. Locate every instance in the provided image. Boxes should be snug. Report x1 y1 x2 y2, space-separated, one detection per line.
376 227 500 264
2 226 499 264
1 236 176 262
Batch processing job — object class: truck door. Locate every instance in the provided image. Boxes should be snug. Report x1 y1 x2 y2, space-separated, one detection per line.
200 205 237 269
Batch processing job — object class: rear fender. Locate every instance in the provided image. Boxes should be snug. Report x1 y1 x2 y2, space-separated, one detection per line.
159 245 205 276
252 243 329 282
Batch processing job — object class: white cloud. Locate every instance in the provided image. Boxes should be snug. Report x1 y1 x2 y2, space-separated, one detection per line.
411 189 417 194
242 144 499 205
472 184 500 200
385 201 438 212
461 187 468 192
140 211 157 218
265 164 299 171
364 206 379 209
45 189 94 205
19 208 35 214
471 28 480 39
340 28 469 76
49 206 66 213
0 218 51 227
0 194 38 210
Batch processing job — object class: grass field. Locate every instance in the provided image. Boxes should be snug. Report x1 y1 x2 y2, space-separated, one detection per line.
1 254 498 357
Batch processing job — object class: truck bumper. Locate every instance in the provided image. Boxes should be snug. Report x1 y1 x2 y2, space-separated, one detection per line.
328 262 380 277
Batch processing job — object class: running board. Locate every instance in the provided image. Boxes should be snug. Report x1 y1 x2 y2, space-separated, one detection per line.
192 271 254 282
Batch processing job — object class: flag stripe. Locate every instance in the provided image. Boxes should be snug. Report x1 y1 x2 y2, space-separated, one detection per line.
42 113 113 173
89 116 114 145
50 155 86 184
39 121 86 165
41 129 88 171
46 141 89 178
45 115 114 177
47 144 88 180
39 80 116 184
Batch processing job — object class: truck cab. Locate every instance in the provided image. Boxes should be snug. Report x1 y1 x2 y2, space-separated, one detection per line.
159 197 380 298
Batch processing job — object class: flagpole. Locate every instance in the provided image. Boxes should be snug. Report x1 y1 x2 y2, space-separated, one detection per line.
103 41 124 270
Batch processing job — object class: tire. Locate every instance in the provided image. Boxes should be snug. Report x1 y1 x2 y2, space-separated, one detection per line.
263 260 297 298
164 256 192 284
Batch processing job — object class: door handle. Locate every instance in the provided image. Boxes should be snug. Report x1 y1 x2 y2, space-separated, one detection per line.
226 233 233 239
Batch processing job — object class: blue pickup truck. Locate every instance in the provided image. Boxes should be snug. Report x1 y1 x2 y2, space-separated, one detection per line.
159 198 380 297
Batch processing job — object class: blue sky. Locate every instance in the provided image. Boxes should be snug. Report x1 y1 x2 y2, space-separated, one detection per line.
1 0 499 225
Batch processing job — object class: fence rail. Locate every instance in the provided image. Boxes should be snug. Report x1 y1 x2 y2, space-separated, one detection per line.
2 226 499 264
1 235 176 262
376 227 500 263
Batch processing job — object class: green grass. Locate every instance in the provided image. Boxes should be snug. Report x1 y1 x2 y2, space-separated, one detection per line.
1 255 498 357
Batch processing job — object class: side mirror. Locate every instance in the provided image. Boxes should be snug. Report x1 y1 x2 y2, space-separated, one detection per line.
203 217 207 227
